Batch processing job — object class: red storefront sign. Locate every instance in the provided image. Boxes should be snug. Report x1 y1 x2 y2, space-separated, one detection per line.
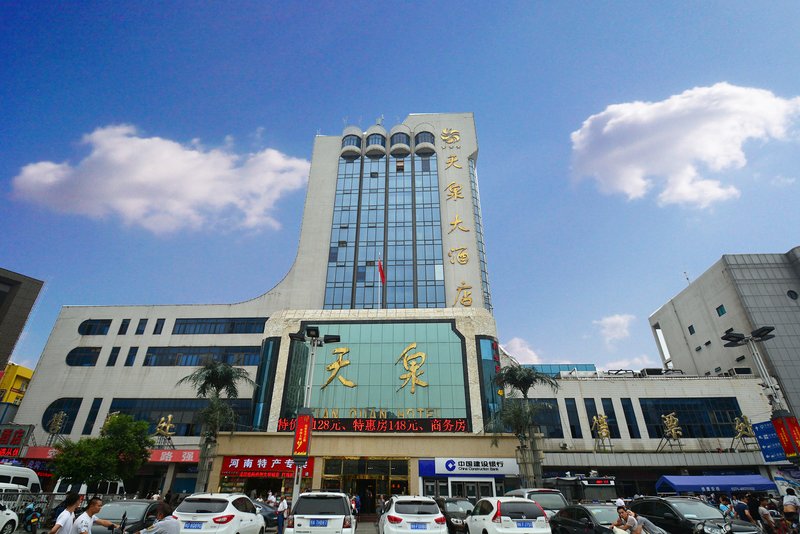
221 456 314 478
149 449 200 463
0 425 32 457
772 416 800 458
24 446 58 460
278 417 470 433
292 412 313 460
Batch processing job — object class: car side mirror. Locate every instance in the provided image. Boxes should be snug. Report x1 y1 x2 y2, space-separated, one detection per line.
663 512 675 520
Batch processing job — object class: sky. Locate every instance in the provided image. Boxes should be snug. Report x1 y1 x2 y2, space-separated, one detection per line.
2 2 800 372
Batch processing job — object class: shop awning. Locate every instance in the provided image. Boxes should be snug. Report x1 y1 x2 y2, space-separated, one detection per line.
655 475 777 494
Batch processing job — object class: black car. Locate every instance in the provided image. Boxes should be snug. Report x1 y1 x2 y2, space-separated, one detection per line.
629 497 760 534
434 497 473 534
91 500 160 534
550 504 619 534
253 501 278 528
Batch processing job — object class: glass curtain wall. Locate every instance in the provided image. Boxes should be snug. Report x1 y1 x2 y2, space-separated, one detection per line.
387 155 414 307
468 158 491 311
325 158 360 309
354 156 386 308
415 156 445 307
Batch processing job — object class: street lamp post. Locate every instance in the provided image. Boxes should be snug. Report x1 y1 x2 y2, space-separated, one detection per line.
721 326 782 410
288 326 340 506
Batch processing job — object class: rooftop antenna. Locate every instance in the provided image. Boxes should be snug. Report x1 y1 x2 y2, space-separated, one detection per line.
684 271 691 284
376 114 384 126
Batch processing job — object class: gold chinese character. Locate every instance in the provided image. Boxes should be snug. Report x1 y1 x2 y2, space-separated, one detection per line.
445 155 463 170
441 129 461 144
156 414 175 436
448 247 469 265
444 181 464 201
448 215 470 234
395 343 428 394
321 347 357 389
453 281 473 307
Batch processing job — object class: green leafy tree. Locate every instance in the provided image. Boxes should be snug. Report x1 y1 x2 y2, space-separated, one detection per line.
53 414 153 489
488 364 559 486
177 361 255 492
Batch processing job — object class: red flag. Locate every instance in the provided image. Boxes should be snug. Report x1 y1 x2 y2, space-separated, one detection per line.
377 259 386 285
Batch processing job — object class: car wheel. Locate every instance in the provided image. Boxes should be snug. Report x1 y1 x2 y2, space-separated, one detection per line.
0 521 14 534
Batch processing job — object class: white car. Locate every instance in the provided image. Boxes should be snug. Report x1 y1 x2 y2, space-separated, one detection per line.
465 497 549 534
285 491 356 534
379 495 447 534
174 493 266 534
0 503 17 534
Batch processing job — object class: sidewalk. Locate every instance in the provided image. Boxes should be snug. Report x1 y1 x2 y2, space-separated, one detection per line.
356 520 379 534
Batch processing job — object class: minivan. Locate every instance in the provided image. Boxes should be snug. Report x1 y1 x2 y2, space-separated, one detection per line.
54 479 126 496
0 466 41 493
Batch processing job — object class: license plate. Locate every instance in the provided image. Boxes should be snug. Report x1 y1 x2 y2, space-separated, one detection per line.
516 521 533 528
310 520 328 527
184 522 203 529
411 524 427 530
30 519 38 524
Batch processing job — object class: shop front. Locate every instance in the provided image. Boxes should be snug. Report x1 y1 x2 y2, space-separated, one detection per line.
219 455 313 498
419 457 518 501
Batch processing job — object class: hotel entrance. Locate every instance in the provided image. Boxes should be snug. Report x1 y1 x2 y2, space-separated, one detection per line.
322 458 409 513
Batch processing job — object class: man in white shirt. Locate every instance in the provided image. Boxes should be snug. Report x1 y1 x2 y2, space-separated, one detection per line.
137 503 180 534
49 492 82 534
72 497 119 534
276 496 289 534
615 497 626 507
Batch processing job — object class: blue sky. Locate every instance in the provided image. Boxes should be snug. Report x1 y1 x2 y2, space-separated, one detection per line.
3 2 800 371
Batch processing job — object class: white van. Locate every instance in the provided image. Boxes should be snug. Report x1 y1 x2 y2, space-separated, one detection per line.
54 479 126 496
0 466 41 493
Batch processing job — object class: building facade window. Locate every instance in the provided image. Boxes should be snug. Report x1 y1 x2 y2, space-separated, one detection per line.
109 398 251 436
124 347 138 366
584 398 599 436
415 132 435 145
118 319 130 335
564 398 583 438
639 397 741 438
468 158 492 311
391 133 411 146
82 398 102 435
528 398 564 439
716 304 726 317
620 398 641 438
66 347 101 367
688 325 695 335
42 398 82 434
415 155 445 308
172 318 267 335
143 346 261 367
78 319 112 336
106 347 120 367
477 337 501 423
135 319 147 335
601 398 621 439
153 318 165 335
341 135 362 148
366 134 386 147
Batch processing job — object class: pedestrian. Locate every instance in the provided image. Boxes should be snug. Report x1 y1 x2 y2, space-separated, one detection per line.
276 495 288 534
267 491 277 506
136 503 180 534
71 497 119 534
49 492 81 534
628 510 667 534
719 496 732 518
760 496 777 534
612 507 636 534
733 494 755 523
615 497 625 507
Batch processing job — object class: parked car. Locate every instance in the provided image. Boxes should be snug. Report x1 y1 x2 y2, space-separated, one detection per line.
465 497 548 534
91 499 160 534
549 504 618 534
504 489 568 518
629 496 760 534
174 493 265 534
0 502 18 534
434 497 473 534
379 495 446 534
253 501 278 528
285 491 355 534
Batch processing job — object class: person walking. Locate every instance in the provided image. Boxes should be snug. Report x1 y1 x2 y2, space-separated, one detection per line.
784 488 800 533
71 497 119 534
276 495 289 534
760 496 777 534
49 492 81 534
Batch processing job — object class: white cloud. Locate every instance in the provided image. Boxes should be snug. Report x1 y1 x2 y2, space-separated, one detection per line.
571 82 800 208
772 175 796 187
502 337 543 364
592 314 635 348
12 125 310 234
598 354 657 371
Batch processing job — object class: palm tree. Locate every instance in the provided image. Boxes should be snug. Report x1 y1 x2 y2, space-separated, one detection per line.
490 364 558 487
177 360 255 491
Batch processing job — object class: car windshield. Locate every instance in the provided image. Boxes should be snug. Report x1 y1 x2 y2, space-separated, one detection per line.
588 507 618 525
528 494 568 510
671 501 723 520
294 496 349 516
176 499 229 514
501 502 544 519
444 500 473 513
97 503 150 522
396 501 440 514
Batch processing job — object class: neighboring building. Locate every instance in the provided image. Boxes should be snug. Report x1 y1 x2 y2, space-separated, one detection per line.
649 247 800 413
0 363 34 423
13 115 788 498
0 268 43 368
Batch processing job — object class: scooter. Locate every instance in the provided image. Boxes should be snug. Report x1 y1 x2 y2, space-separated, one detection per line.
22 503 43 533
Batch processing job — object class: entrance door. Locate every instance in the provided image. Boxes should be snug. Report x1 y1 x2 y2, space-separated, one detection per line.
478 481 494 499
451 480 496 502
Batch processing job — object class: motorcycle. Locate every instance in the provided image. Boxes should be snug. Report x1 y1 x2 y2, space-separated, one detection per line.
23 503 44 533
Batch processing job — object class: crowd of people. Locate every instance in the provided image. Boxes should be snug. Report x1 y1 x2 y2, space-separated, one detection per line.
48 492 180 534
